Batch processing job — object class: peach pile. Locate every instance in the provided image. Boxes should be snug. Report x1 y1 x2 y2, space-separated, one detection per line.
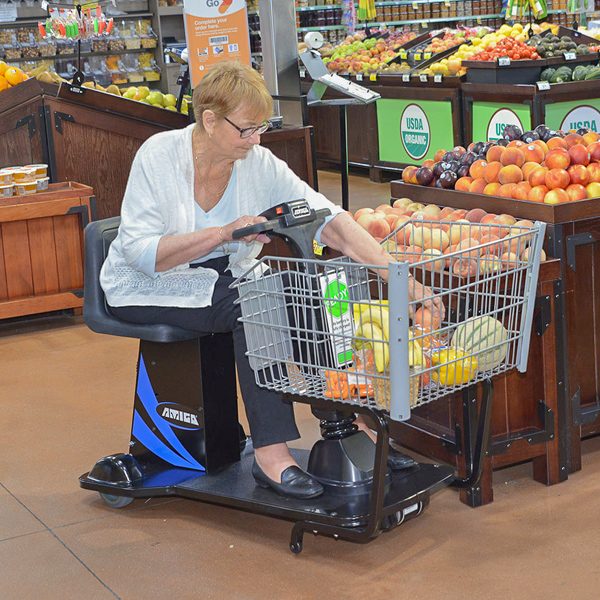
352 201 547 275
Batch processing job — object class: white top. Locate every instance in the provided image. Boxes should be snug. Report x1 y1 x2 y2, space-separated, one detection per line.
100 124 343 308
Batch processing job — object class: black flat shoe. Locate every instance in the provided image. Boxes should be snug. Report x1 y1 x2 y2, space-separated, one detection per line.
387 447 418 471
252 460 324 499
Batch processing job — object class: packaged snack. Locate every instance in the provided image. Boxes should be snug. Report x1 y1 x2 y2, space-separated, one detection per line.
0 184 14 198
36 177 50 191
14 181 38 195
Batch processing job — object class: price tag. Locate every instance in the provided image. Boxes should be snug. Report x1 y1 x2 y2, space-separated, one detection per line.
421 21 427 28
419 74 428 82
356 73 363 81
424 52 432 59
536 80 551 90
299 68 306 78
412 1 418 9
400 50 407 59
369 73 377 81
0 3 17 21
402 73 411 82
434 74 443 83
498 56 511 66
41 0 49 10
564 52 577 60
414 53 422 61
477 17 482 24
313 240 324 256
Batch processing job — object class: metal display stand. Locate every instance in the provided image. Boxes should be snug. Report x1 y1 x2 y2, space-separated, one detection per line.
299 46 381 212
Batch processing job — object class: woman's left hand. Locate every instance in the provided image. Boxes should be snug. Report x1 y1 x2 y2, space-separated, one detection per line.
410 278 446 322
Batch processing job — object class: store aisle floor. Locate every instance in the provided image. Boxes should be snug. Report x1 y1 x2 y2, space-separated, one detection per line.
1 171 598 600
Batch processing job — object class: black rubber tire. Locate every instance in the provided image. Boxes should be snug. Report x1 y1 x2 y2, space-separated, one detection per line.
99 492 134 509
289 541 303 554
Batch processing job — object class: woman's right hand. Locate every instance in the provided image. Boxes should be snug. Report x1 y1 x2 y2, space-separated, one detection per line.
221 215 272 245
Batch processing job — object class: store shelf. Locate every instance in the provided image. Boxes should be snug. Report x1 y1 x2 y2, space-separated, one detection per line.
297 24 346 32
9 47 151 63
354 13 504 28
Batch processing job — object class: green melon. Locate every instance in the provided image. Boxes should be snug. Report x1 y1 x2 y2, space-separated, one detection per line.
451 315 509 372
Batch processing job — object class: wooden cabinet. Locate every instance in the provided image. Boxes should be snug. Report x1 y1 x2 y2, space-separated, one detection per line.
0 182 94 319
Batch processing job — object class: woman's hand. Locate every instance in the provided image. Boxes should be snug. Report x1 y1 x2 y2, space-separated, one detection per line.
410 277 446 322
221 215 272 245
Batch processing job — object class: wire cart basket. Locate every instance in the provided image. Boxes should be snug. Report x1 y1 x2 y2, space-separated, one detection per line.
233 219 546 424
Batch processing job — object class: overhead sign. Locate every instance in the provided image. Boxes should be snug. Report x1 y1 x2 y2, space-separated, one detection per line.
183 0 251 86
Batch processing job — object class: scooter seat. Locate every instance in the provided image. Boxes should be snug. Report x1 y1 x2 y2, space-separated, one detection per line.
83 217 198 343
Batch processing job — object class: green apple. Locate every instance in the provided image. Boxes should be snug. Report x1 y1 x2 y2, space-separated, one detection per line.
123 86 137 99
137 86 150 100
163 94 177 108
147 91 164 106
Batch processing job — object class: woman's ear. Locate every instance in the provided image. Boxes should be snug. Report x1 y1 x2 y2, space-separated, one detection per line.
202 110 216 136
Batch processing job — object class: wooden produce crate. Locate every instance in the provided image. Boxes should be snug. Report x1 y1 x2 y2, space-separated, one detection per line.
390 180 600 479
0 182 94 320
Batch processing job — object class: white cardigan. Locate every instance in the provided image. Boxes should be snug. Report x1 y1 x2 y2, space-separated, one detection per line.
100 124 343 308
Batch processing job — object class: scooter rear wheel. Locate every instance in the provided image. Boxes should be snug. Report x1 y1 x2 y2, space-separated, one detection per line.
99 492 134 509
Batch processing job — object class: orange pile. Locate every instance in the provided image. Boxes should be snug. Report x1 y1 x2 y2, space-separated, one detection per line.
0 62 28 93
456 132 600 204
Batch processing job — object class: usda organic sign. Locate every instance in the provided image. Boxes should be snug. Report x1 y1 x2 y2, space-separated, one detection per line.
400 104 430 161
323 279 349 318
486 108 524 141
560 105 600 133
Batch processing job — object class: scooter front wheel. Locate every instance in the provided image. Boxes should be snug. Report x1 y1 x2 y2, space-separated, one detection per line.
99 492 134 509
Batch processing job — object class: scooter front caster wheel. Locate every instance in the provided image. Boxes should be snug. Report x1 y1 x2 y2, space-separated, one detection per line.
289 541 303 554
99 492 134 509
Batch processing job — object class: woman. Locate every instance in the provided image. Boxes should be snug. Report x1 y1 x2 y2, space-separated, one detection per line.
101 61 442 500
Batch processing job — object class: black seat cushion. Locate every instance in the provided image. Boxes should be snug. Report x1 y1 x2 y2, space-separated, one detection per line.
83 217 199 343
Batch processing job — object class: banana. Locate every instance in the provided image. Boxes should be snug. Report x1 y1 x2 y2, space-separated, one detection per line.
356 303 390 342
354 320 389 372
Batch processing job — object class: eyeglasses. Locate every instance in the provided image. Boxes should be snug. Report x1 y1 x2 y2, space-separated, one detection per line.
224 116 270 139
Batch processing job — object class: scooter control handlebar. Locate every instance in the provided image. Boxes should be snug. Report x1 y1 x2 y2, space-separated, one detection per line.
231 200 331 259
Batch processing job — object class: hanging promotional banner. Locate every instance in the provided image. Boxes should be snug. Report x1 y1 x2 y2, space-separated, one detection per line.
183 0 251 86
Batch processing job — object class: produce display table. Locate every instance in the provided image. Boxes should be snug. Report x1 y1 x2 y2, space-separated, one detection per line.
391 180 600 484
0 80 317 219
0 182 94 320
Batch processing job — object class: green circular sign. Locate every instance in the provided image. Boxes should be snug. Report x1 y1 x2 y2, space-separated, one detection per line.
324 280 349 318
400 104 430 161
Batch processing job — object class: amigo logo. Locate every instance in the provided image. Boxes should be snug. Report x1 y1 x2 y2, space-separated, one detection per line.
400 104 430 161
156 403 202 430
487 108 524 141
560 105 600 133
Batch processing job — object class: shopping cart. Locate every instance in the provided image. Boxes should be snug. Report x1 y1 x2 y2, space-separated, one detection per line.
232 210 545 551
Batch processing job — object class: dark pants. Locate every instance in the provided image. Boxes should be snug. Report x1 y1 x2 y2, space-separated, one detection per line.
109 257 300 449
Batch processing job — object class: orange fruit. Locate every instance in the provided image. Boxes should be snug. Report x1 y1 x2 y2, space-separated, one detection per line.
0 75 8 92
4 67 23 86
0 61 7 76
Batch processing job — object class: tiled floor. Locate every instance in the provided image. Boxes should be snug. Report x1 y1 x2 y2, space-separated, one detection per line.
1 171 600 599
